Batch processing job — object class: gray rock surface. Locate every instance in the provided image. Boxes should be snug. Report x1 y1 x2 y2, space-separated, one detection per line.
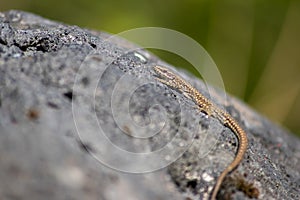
0 10 299 200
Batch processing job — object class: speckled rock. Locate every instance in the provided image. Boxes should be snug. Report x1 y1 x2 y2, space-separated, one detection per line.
0 10 299 200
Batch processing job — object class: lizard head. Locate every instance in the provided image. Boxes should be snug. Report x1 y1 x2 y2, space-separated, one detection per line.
153 65 175 79
153 65 179 88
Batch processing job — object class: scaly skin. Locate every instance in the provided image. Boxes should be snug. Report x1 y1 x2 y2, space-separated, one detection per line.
153 65 248 200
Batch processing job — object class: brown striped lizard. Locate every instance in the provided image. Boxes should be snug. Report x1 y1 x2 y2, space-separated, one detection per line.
153 65 248 200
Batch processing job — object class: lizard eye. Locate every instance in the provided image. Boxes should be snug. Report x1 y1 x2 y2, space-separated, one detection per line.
166 72 175 79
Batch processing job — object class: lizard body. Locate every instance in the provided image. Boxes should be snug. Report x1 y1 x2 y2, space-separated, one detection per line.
153 65 248 200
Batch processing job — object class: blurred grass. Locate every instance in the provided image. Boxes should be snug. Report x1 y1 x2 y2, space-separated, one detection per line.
1 0 299 136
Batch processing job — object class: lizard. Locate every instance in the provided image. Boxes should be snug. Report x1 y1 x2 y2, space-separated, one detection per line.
153 65 248 200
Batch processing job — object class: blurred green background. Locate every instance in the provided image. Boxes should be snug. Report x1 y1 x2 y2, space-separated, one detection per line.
1 0 300 136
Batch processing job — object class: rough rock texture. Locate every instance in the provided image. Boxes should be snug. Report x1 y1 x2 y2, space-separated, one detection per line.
0 10 299 200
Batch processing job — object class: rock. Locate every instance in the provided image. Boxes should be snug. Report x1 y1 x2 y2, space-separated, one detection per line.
0 10 299 200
